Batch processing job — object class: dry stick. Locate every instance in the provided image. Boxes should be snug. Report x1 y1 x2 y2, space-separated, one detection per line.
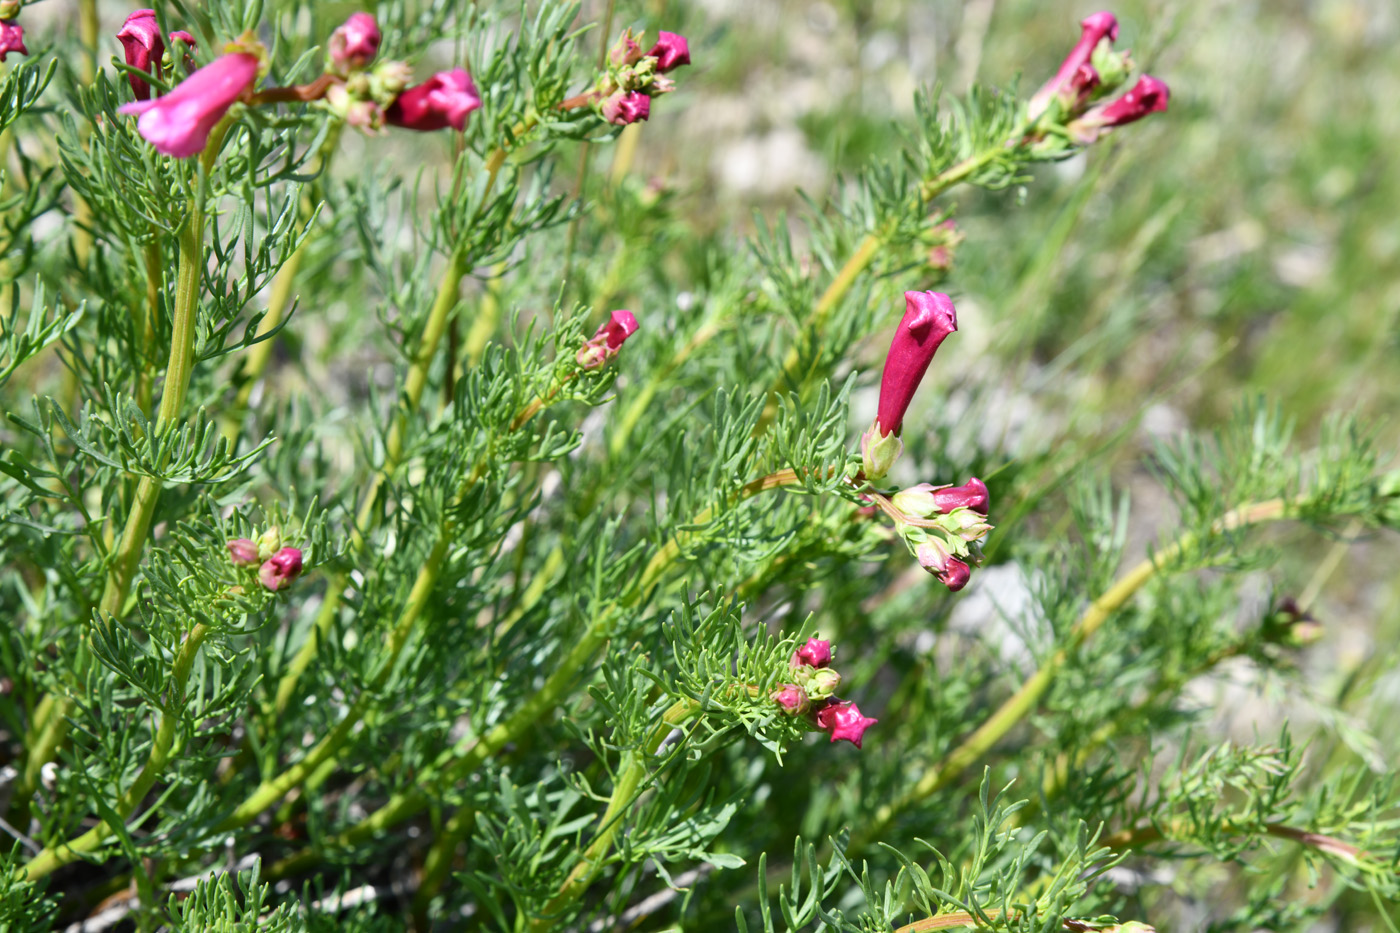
848 497 1295 854
15 128 227 828
267 470 808 877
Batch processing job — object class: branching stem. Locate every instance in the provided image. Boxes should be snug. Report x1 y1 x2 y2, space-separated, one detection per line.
852 497 1293 851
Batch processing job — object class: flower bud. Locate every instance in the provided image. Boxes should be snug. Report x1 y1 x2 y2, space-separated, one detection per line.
577 310 640 369
947 509 994 543
0 1 19 22
874 291 958 439
118 52 260 157
227 538 259 566
601 90 650 126
860 424 905 481
258 547 303 592
934 477 989 514
256 526 282 561
609 28 642 66
326 83 385 132
1067 75 1169 144
805 667 842 699
373 59 414 98
1027 11 1119 121
791 636 832 668
916 539 971 591
647 31 690 72
386 68 482 132
117 10 196 99
771 684 809 714
328 12 380 73
890 483 941 519
0 20 24 61
1261 597 1324 648
814 699 877 749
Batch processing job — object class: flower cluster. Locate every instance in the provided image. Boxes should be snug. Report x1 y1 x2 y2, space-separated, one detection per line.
890 477 992 592
1026 11 1169 145
851 291 993 591
592 29 691 126
112 11 690 157
771 637 878 749
227 529 304 593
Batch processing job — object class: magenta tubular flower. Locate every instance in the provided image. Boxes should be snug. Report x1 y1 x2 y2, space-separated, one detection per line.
227 538 259 566
933 477 989 515
1089 74 1169 125
875 291 958 437
258 547 304 592
329 12 381 73
577 310 640 369
1027 11 1119 120
1066 74 1168 143
791 636 833 669
118 52 259 157
938 557 971 592
117 10 163 99
815 699 878 749
601 91 650 126
647 31 690 72
386 69 482 131
771 684 809 714
0 20 25 62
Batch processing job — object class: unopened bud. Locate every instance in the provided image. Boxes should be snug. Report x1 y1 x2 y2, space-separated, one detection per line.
256 526 282 561
805 667 842 700
860 423 904 481
328 12 381 74
258 547 304 592
771 684 809 714
227 538 259 566
791 636 833 668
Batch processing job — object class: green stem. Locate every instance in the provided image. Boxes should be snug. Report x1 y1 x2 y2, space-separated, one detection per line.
351 250 465 550
851 497 1293 852
529 700 698 930
273 472 804 866
19 624 209 881
14 157 215 823
1101 819 1362 862
215 528 452 832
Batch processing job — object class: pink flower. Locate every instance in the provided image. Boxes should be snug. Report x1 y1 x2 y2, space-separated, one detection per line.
791 636 832 669
1027 11 1119 120
577 310 640 369
116 9 196 100
875 291 958 437
647 31 690 72
118 52 259 157
771 684 809 714
1068 74 1169 142
915 539 971 592
815 699 878 749
227 538 259 566
328 12 380 73
934 477 989 515
386 68 481 131
258 547 303 592
601 91 650 126
0 21 26 62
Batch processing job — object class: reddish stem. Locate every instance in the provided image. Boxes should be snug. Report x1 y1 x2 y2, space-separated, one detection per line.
245 73 338 106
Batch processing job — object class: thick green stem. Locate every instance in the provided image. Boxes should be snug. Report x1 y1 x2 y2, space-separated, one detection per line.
19 624 209 881
15 177 210 823
850 498 1292 852
529 700 698 930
